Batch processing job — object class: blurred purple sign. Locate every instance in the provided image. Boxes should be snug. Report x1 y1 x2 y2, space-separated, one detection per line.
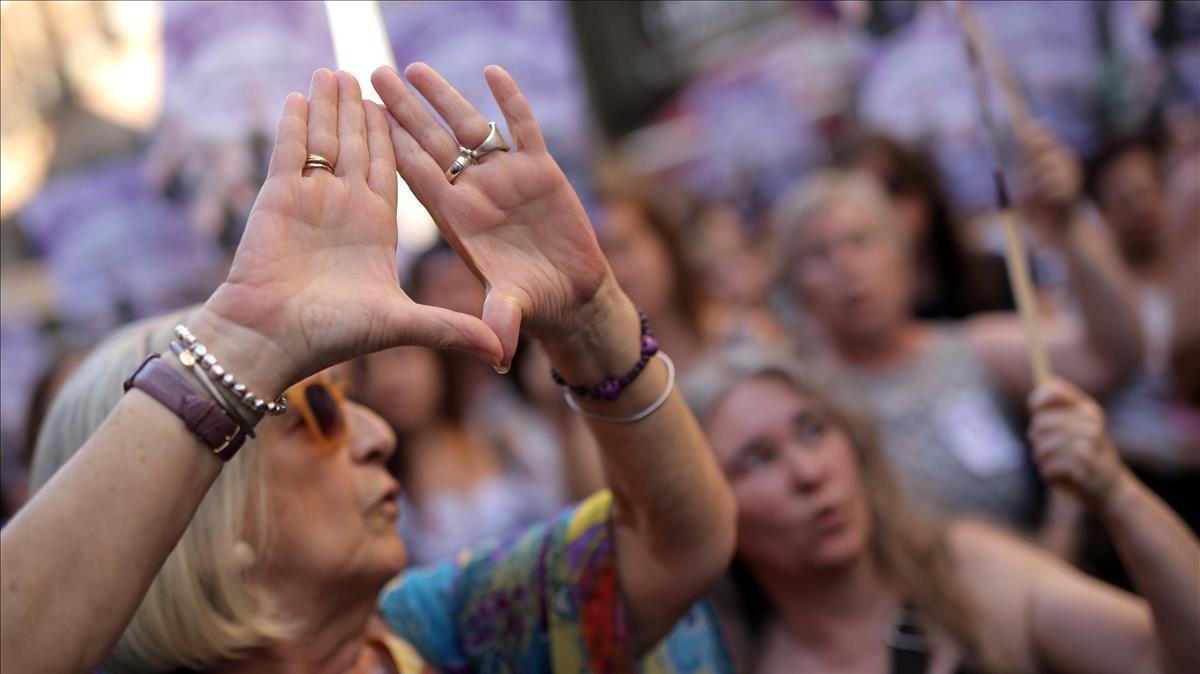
380 1 592 180
20 157 221 339
162 1 336 141
859 1 1161 214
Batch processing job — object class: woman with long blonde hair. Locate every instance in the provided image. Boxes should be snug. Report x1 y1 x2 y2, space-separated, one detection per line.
681 347 1199 674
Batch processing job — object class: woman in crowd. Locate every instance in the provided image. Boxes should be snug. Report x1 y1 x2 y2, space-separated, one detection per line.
1083 133 1200 468
675 347 1199 674
686 199 784 343
0 65 735 674
843 133 1015 320
595 176 714 373
769 126 1143 533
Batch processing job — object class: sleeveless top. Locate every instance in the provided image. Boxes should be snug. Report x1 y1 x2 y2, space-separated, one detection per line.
849 325 1041 529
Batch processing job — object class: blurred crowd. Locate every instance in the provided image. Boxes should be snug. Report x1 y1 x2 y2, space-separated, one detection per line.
1 1 1199 672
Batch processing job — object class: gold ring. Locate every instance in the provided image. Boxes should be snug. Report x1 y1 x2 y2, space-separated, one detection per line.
304 153 335 174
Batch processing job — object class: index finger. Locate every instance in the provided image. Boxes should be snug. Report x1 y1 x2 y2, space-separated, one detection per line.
484 65 546 154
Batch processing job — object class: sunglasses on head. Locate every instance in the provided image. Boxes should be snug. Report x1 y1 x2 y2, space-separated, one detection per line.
284 373 348 451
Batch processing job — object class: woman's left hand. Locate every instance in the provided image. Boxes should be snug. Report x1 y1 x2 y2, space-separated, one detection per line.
1028 378 1130 509
1018 124 1082 236
371 63 618 369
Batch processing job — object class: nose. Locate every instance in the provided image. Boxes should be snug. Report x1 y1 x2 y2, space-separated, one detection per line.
345 401 398 468
783 442 827 494
830 240 866 278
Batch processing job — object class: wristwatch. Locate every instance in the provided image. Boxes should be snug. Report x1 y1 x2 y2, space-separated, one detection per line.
123 354 246 460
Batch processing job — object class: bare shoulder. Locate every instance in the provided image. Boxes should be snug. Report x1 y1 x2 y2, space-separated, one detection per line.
946 519 1048 670
948 518 1053 571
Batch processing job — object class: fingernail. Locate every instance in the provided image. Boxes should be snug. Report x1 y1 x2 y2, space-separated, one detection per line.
493 362 510 375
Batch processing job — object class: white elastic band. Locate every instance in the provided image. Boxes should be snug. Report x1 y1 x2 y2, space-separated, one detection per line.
563 351 675 423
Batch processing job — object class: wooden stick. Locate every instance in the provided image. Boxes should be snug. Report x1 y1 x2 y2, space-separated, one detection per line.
955 0 1052 387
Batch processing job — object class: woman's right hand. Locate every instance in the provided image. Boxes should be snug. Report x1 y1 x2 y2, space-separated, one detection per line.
193 69 503 397
371 63 627 374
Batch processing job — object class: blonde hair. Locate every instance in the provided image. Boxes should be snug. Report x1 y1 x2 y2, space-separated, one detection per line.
768 169 905 263
682 346 1009 672
30 309 291 673
764 170 912 350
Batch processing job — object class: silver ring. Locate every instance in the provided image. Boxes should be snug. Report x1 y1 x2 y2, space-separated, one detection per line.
445 147 475 183
472 122 510 158
444 122 510 183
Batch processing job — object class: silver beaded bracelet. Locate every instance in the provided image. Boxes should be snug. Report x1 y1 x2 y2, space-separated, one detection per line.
169 340 257 438
174 325 288 416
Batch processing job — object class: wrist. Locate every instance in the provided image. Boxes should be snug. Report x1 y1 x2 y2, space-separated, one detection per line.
539 276 641 386
190 302 294 400
1097 467 1140 521
1039 204 1089 249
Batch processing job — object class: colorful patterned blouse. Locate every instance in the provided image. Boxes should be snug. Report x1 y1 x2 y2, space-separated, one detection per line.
378 490 734 674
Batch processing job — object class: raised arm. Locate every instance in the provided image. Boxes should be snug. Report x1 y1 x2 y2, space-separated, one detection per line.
371 62 736 656
970 125 1143 398
1025 379 1200 674
0 70 501 674
952 380 1198 674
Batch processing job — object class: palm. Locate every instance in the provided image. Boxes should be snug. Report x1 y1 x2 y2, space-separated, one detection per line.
204 70 502 382
434 151 608 333
222 172 403 367
372 64 612 364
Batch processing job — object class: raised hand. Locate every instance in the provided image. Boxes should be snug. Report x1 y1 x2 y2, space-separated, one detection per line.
1028 378 1130 509
197 69 503 394
371 63 617 370
1018 124 1083 235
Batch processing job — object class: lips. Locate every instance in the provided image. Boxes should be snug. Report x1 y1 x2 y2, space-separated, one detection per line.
378 481 401 506
814 504 846 532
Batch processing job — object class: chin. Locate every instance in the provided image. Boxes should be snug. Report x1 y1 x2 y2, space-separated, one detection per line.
810 525 869 570
365 535 409 580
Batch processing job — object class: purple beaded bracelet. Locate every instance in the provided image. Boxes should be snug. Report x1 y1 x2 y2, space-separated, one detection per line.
550 308 659 402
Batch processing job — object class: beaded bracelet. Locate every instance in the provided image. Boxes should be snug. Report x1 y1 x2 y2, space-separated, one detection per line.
169 340 257 439
549 308 659 402
563 351 675 424
174 325 288 416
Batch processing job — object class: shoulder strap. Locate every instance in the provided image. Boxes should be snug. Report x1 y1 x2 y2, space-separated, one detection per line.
888 604 931 674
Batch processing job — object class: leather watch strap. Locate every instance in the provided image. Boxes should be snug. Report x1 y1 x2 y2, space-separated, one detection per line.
124 354 246 460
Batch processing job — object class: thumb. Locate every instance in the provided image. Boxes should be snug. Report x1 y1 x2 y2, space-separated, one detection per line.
481 287 525 373
389 302 504 367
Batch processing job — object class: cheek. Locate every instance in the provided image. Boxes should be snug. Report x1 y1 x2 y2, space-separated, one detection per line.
731 471 792 536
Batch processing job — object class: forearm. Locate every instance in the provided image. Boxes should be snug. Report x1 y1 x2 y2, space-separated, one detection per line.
1100 472 1200 674
540 278 736 650
0 391 221 674
1058 215 1144 382
0 310 284 673
541 279 735 557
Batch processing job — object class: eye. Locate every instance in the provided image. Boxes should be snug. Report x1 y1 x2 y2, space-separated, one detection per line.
800 419 826 444
793 411 827 446
741 442 775 471
803 244 829 264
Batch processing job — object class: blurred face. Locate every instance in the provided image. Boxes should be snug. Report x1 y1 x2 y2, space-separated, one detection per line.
787 199 911 349
415 250 484 316
597 201 676 315
707 376 871 574
696 205 770 307
851 154 930 244
254 368 406 590
353 347 443 433
1095 148 1165 261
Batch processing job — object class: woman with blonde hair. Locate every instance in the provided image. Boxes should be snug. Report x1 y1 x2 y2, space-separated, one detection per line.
1 64 735 674
769 129 1144 541
680 346 1199 674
